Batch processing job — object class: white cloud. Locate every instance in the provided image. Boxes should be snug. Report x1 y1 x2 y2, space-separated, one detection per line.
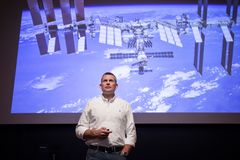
145 71 196 112
163 71 196 88
37 109 45 113
138 87 150 93
156 103 171 112
37 108 62 113
36 98 86 113
146 102 171 112
191 81 218 90
130 96 142 104
61 98 83 109
181 81 219 98
147 92 173 112
111 65 131 80
161 71 197 98
133 106 144 112
232 63 240 68
160 85 179 98
31 74 64 91
181 89 206 98
207 67 227 80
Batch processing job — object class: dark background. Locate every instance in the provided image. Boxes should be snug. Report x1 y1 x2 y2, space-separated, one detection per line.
1 124 240 160
0 0 240 160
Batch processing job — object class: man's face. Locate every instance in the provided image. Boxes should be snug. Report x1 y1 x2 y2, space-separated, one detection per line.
100 74 118 95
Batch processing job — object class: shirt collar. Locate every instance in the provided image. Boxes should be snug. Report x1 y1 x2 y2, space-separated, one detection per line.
101 95 116 103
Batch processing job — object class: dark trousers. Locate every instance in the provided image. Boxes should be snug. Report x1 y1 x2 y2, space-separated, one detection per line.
86 148 127 160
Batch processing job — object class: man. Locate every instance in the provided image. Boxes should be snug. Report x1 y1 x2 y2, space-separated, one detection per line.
75 72 137 160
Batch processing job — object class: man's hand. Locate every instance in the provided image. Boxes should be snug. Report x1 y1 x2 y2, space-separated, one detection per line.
92 127 112 138
83 127 112 139
120 144 134 157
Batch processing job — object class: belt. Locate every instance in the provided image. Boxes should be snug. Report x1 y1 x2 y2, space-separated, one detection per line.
88 145 123 153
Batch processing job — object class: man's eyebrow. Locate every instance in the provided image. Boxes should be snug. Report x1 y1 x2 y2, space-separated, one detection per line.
102 79 115 82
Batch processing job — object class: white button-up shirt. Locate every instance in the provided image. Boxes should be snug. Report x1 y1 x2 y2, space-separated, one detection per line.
75 95 137 147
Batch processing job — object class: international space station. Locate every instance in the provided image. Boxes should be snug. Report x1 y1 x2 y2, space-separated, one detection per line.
26 0 239 75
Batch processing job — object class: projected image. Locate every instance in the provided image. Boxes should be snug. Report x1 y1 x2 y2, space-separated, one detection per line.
12 0 240 113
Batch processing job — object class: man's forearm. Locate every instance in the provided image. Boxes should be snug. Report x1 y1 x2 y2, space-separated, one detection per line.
83 128 98 139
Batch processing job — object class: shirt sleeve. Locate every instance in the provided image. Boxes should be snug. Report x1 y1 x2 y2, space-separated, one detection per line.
124 103 137 147
75 103 90 140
